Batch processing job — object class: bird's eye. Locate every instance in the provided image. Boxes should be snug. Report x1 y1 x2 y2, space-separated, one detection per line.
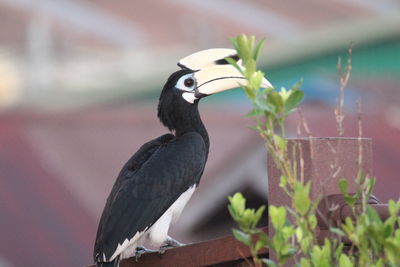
176 73 196 92
184 78 194 88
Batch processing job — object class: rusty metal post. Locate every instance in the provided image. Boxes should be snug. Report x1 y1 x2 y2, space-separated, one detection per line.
268 138 373 208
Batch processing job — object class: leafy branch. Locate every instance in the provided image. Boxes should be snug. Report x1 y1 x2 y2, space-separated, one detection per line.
227 34 400 267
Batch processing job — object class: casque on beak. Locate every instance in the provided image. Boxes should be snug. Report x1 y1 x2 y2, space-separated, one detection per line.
178 48 273 98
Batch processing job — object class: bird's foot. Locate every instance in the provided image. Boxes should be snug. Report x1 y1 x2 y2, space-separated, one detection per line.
166 237 185 247
159 237 185 254
135 246 157 261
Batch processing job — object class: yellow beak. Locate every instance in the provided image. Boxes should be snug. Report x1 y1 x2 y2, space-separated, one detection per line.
178 48 272 97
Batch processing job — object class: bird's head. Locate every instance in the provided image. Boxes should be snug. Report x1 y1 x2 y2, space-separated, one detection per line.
158 48 272 132
166 48 272 104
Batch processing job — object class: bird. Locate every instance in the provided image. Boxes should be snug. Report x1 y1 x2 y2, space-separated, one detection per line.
93 48 272 267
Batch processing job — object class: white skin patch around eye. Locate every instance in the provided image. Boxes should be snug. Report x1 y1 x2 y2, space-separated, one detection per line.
176 73 196 92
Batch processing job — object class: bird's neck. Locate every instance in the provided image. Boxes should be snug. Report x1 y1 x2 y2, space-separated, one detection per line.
159 100 209 150
174 108 209 150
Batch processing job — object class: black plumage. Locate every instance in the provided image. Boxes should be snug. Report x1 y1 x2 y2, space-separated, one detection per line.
94 69 208 266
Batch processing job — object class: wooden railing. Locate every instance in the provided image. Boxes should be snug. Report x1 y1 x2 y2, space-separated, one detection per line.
86 230 268 267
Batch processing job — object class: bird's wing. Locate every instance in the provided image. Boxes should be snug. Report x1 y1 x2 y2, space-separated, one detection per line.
94 132 207 262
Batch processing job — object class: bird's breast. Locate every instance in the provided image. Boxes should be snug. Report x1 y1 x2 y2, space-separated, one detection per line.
146 185 196 246
170 185 196 222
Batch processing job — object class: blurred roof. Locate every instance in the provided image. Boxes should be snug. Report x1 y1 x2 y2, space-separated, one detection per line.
0 0 399 108
2 0 399 49
0 113 95 267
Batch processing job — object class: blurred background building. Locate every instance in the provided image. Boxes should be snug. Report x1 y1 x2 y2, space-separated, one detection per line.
0 1 399 266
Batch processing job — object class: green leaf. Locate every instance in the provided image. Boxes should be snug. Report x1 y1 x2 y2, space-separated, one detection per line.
339 254 353 267
279 175 287 189
282 225 295 238
253 205 266 227
237 34 250 62
242 209 255 229
227 205 236 220
268 91 284 110
365 177 376 197
255 233 268 251
366 205 383 225
285 90 304 113
249 35 255 53
293 181 311 216
342 217 355 234
253 38 266 60
284 247 297 257
296 227 303 241
270 206 287 229
388 199 399 216
383 222 394 238
374 258 385 267
338 179 357 206
385 236 400 265
310 242 333 267
308 214 318 229
249 71 264 90
225 57 242 74
335 242 344 259
228 192 246 217
262 258 277 267
291 78 304 91
299 258 311 267
329 227 345 236
338 179 348 195
232 228 251 246
245 59 257 77
254 97 275 113
245 109 264 117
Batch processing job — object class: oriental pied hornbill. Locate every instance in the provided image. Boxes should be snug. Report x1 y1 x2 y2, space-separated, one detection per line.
94 48 272 267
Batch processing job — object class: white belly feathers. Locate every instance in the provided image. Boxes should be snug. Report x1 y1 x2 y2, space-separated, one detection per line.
113 185 196 261
147 185 196 246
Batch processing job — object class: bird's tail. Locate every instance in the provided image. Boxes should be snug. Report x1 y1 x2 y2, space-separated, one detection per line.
96 260 119 267
96 258 119 267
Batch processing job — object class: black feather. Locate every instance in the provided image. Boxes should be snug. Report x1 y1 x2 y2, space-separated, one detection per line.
96 257 118 267
94 132 206 261
215 54 239 65
94 69 210 264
